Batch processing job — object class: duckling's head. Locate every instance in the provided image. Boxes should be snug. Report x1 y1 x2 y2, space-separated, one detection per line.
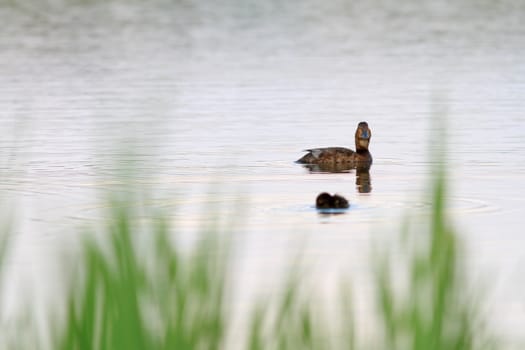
316 192 333 209
355 121 371 152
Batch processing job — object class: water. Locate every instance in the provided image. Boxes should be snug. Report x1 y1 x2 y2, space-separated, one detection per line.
1 0 525 343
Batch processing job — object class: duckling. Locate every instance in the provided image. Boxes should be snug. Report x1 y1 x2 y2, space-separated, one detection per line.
297 121 372 166
315 192 350 209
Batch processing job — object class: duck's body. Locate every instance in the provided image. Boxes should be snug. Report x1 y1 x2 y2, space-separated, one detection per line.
296 122 372 167
297 147 371 165
315 192 350 209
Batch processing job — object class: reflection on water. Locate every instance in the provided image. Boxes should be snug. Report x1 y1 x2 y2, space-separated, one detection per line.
317 208 349 216
356 166 372 194
301 163 355 173
301 163 373 194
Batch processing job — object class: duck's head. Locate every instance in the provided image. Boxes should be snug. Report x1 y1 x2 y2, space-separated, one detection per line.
355 121 371 152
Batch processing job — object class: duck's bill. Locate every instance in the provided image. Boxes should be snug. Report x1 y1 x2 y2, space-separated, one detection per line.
359 129 370 139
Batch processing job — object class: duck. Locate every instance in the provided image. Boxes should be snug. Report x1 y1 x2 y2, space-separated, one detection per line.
296 121 372 166
315 192 350 209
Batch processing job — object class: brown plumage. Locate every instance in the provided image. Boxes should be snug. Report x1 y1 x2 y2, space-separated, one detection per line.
297 121 372 166
315 192 350 209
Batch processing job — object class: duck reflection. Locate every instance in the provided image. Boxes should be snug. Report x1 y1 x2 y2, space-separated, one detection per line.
301 162 354 173
355 166 372 193
301 163 372 194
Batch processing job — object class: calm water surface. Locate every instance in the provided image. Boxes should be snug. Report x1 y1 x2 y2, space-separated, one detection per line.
1 0 525 344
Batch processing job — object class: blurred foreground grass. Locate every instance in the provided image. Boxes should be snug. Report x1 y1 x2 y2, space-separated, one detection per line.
0 165 496 349
57 201 229 350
